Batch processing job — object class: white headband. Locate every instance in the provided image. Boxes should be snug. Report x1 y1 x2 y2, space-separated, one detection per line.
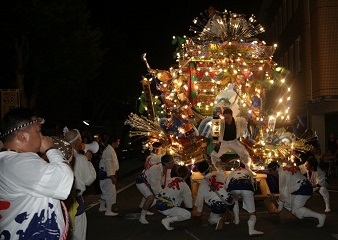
0 117 45 140
65 128 80 144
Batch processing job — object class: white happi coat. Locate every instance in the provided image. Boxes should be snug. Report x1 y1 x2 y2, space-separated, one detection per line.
72 151 96 240
73 151 96 196
194 172 231 212
158 176 192 208
138 162 163 196
278 166 308 204
99 144 120 206
216 117 251 166
0 150 74 240
225 167 255 190
299 164 328 188
144 152 163 169
156 176 192 220
218 117 248 143
100 144 119 177
225 167 255 212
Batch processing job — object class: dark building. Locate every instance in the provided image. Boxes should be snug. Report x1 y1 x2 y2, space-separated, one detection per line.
257 0 338 152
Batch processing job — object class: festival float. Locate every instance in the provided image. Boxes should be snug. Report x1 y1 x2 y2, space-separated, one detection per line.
124 8 317 172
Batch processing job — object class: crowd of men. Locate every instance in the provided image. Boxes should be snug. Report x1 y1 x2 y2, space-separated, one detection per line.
0 107 331 239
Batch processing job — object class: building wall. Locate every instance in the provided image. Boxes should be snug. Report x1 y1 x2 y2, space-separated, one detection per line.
309 0 338 100
258 0 338 143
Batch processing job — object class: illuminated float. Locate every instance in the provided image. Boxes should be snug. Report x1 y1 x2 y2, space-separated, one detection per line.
124 8 316 171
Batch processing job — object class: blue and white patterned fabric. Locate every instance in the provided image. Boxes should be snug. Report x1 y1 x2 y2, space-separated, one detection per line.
198 117 212 138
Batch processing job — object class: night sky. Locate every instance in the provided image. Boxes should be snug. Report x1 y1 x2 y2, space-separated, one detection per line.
87 0 264 92
0 0 265 132
84 0 265 141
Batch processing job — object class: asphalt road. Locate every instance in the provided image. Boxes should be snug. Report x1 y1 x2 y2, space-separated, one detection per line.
83 167 338 240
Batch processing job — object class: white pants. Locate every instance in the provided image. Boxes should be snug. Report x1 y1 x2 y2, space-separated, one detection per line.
72 212 87 240
100 179 116 206
290 194 311 219
230 189 256 213
158 207 191 221
318 186 330 207
217 139 251 166
136 182 154 198
208 212 222 225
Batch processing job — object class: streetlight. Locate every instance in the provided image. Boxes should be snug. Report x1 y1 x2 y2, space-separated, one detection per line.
83 120 90 126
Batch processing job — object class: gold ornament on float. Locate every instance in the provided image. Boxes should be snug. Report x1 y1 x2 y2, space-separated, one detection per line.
141 53 172 82
52 136 73 159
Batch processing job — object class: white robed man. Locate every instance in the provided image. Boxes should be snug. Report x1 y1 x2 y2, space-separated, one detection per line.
299 155 331 213
98 135 120 216
268 161 326 228
136 153 175 224
225 166 264 236
211 107 255 175
64 129 97 240
155 164 193 230
192 160 234 230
